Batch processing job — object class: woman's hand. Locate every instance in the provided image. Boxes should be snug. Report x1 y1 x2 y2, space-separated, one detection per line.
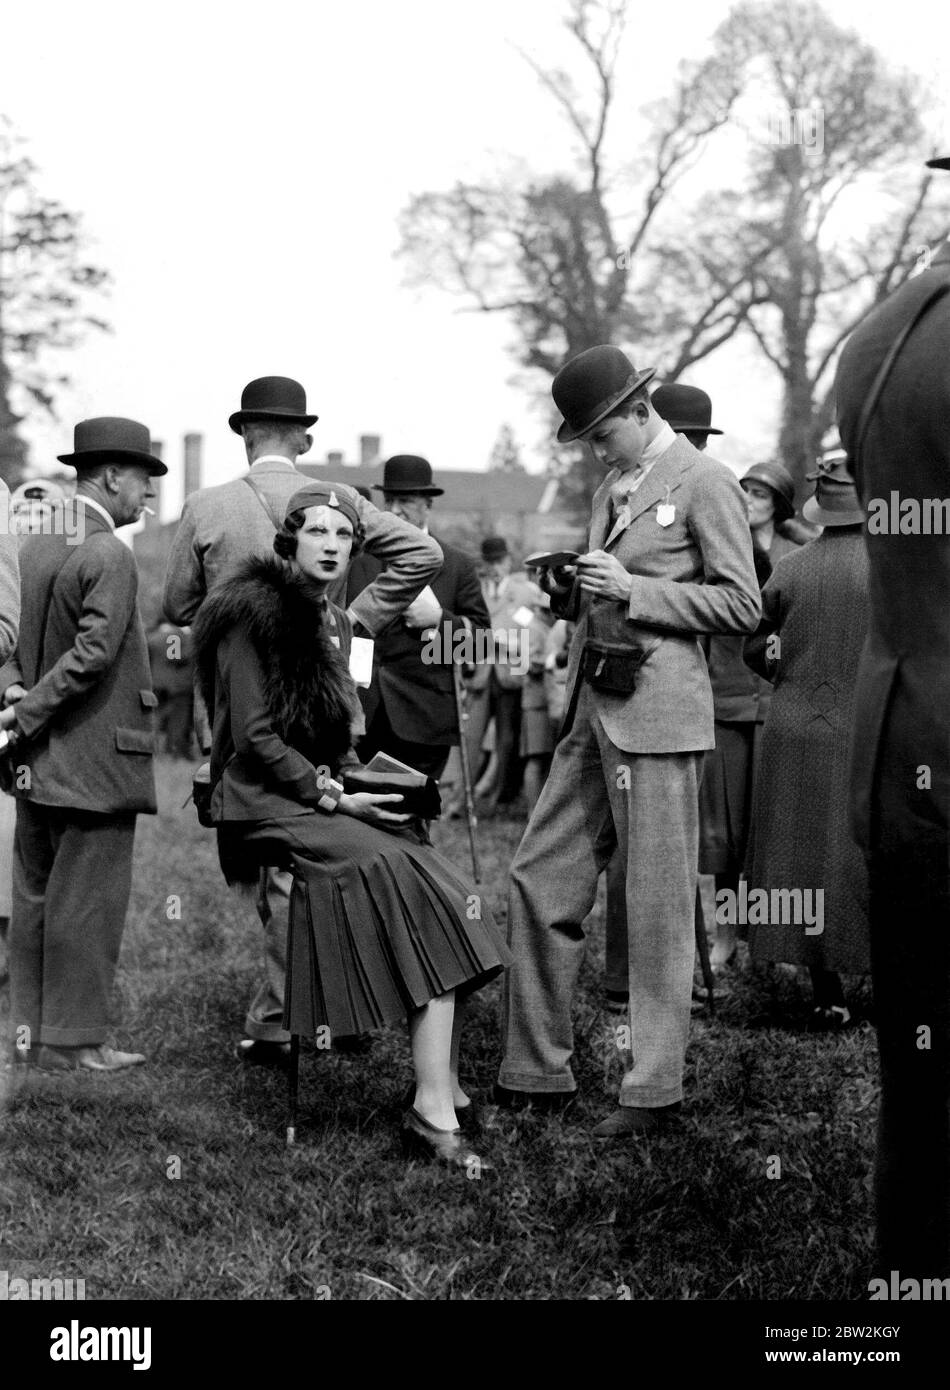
339 791 412 825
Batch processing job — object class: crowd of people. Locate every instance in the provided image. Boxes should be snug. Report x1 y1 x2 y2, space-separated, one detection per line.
1 152 948 1279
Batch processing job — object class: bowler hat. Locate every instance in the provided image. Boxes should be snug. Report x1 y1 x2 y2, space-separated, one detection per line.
481 536 509 562
651 383 722 435
57 417 167 476
552 346 657 443
741 460 796 525
926 155 950 170
229 376 318 435
373 455 443 496
802 449 865 528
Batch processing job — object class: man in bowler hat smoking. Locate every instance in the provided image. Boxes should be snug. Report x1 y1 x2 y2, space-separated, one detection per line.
164 377 443 1066
1 417 164 1071
496 346 760 1134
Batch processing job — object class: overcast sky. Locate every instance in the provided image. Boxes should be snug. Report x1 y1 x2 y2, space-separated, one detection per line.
4 0 949 515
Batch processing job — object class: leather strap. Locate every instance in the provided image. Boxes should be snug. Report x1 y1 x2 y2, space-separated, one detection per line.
852 280 950 476
243 474 284 531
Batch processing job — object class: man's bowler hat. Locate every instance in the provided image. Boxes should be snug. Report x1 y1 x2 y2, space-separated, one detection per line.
373 455 444 496
481 536 509 562
552 346 657 443
802 449 864 528
57 417 167 476
741 460 796 524
229 376 318 435
651 383 722 436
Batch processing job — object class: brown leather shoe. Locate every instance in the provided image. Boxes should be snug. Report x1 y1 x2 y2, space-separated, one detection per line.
37 1044 146 1073
591 1103 682 1139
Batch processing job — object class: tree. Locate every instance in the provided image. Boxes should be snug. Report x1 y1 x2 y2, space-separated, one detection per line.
489 423 525 472
682 0 950 487
0 117 111 486
399 0 950 510
399 0 751 517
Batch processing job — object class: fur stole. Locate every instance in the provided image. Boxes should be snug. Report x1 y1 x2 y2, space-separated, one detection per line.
193 556 358 770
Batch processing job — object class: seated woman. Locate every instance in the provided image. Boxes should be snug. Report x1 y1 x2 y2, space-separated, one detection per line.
193 484 511 1169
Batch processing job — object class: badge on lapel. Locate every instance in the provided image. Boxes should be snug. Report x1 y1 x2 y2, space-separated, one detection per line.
656 486 675 528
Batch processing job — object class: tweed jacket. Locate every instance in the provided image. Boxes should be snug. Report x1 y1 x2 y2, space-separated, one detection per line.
346 534 490 745
0 500 157 814
163 459 443 634
835 240 950 851
0 480 20 665
556 434 761 753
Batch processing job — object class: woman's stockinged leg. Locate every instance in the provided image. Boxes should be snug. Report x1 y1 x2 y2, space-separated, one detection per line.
409 990 458 1130
450 993 470 1110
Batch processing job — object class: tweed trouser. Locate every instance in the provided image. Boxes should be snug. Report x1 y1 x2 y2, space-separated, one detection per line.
244 865 293 1043
499 682 701 1107
9 800 136 1048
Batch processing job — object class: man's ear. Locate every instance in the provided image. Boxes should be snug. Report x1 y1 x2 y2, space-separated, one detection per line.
104 463 122 493
301 432 313 456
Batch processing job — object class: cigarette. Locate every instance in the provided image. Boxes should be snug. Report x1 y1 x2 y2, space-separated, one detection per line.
143 506 156 516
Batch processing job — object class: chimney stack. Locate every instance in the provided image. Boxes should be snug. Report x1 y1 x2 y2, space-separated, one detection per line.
359 433 381 467
183 432 202 501
327 449 345 468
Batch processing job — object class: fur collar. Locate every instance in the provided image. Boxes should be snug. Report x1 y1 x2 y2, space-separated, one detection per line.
193 556 358 769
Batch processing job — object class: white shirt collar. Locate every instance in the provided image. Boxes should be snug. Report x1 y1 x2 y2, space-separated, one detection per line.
74 494 116 530
250 455 297 470
640 421 677 466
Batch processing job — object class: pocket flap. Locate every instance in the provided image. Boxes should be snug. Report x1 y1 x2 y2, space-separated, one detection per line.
116 727 155 754
140 689 159 708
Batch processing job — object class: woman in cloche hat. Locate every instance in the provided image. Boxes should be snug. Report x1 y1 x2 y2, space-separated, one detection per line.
743 449 870 1029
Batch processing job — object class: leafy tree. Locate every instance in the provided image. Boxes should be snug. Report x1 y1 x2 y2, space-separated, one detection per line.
0 117 111 486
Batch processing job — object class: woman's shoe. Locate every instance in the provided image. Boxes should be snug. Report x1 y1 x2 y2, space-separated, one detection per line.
401 1108 492 1172
399 1082 480 1134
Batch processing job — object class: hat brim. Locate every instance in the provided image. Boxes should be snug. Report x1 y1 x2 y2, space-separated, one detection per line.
802 496 865 528
669 423 723 436
229 409 318 435
926 156 950 170
556 366 658 443
57 448 168 477
372 483 444 496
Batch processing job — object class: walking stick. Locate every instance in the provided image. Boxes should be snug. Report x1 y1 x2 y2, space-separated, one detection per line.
694 882 716 1016
451 659 481 884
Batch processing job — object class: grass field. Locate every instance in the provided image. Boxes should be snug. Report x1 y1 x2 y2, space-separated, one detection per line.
0 759 878 1301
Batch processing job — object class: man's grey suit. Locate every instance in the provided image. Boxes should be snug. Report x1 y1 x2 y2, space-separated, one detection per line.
163 458 443 1042
1 499 157 1049
498 433 760 1106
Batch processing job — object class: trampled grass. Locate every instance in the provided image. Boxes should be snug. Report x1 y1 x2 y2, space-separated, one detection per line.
0 760 877 1301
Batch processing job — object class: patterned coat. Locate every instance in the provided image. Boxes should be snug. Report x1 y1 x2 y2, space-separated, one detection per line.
743 528 871 971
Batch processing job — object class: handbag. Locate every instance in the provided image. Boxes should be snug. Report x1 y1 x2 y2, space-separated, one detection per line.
582 639 653 695
341 766 442 819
